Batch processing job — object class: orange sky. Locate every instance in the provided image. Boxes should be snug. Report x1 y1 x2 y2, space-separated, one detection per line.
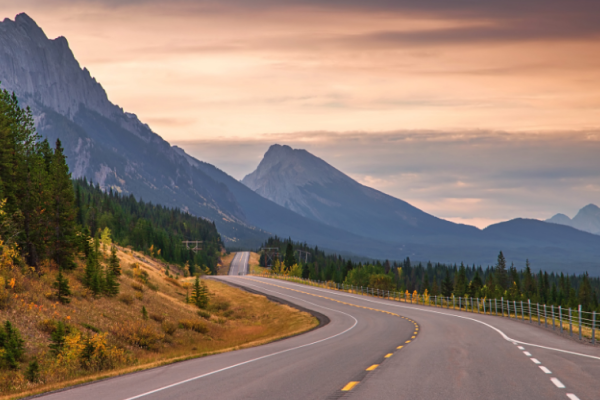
2 1 600 227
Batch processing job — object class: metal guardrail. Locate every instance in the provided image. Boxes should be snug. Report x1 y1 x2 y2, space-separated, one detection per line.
254 273 598 344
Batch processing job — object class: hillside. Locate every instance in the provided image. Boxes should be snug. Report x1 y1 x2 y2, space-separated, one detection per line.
0 245 317 397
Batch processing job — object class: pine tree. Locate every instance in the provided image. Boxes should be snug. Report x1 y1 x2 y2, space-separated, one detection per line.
284 242 296 271
49 139 77 269
431 276 440 296
495 251 509 291
442 270 454 297
53 267 72 304
142 306 148 320
104 267 119 296
25 359 40 383
453 263 467 297
0 320 25 369
49 321 67 355
192 276 209 309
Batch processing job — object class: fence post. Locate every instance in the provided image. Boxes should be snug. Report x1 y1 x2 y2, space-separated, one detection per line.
434 295 437 307
453 296 455 310
559 306 563 333
552 305 555 330
483 299 486 314
592 311 596 344
495 298 498 315
579 305 582 341
528 300 532 323
544 304 547 328
514 301 517 319
459 297 461 311
501 297 504 316
507 300 510 318
537 303 541 326
569 307 573 337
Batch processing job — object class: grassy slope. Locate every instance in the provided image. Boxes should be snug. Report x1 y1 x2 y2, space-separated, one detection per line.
217 252 235 275
0 247 317 399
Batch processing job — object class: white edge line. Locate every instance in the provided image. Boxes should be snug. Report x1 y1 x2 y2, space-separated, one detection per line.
122 285 358 400
240 277 600 362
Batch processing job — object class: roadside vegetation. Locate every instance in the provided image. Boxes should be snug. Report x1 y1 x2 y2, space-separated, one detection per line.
0 88 317 398
258 237 600 312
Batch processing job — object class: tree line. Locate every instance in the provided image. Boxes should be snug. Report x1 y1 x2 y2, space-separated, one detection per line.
259 237 600 312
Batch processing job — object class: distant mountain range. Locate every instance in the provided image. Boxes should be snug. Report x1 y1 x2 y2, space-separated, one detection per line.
546 204 600 235
2 13 600 274
242 145 600 274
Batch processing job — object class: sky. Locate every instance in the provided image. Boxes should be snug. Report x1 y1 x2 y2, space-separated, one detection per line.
2 0 600 228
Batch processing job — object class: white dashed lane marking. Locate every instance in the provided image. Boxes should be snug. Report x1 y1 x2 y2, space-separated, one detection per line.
518 346 525 350
539 366 552 374
523 351 532 356
551 378 565 388
530 358 541 364
566 394 581 400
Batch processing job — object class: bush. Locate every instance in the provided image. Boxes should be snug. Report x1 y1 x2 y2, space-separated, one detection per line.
111 321 164 350
161 320 178 335
164 276 181 287
208 299 230 312
150 313 165 323
118 293 134 305
38 319 58 334
178 320 208 334
197 310 211 319
131 282 144 292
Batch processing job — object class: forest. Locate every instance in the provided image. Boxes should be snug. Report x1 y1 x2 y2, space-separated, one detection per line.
259 236 600 312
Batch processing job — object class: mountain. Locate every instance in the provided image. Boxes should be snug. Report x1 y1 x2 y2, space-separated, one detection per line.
546 204 600 235
243 144 600 274
242 144 480 244
0 13 269 245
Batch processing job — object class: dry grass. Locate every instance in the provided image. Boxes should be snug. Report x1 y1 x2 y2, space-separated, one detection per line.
0 247 318 399
249 252 266 274
217 253 235 275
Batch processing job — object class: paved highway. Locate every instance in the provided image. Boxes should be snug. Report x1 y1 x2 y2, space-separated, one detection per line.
228 252 249 276
38 252 600 400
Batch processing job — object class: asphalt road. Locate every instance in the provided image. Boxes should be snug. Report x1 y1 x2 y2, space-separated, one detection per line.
38 253 600 400
228 252 249 276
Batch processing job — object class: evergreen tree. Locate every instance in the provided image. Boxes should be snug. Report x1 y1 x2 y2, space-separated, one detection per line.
25 359 40 383
142 306 149 320
0 320 25 369
495 251 509 291
104 267 119 296
422 272 430 293
453 263 468 297
53 267 72 304
431 276 440 296
49 321 67 356
578 273 593 311
192 276 209 309
49 139 77 269
283 242 296 271
523 260 536 297
442 270 454 297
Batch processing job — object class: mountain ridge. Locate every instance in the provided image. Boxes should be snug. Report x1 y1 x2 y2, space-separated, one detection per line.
546 204 600 235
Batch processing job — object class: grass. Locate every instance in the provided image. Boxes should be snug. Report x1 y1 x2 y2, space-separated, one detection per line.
249 252 266 274
217 253 236 275
0 248 318 399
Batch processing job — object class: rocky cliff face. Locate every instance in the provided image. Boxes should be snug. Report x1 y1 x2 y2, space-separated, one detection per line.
0 13 264 244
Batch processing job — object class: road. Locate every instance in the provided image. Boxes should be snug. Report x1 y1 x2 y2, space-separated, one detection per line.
227 251 249 276
38 252 600 400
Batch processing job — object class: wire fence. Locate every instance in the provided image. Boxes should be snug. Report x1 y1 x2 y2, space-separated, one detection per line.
253 273 599 344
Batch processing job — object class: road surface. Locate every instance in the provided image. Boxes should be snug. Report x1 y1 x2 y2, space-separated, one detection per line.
38 253 600 400
227 251 249 276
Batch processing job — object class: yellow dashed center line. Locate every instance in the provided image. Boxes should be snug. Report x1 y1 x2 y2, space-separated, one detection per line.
397 345 404 349
405 340 411 343
366 364 379 371
342 381 359 391
385 353 393 358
